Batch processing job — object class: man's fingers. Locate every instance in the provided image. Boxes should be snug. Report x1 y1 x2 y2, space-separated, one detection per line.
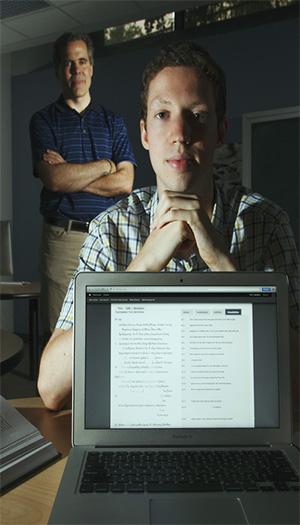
154 209 199 233
151 191 202 230
127 220 195 272
43 149 65 164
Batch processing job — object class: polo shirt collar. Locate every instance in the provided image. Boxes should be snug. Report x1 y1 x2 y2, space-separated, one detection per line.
54 94 99 115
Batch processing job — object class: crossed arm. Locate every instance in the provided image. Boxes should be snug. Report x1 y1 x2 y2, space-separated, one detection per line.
36 149 134 196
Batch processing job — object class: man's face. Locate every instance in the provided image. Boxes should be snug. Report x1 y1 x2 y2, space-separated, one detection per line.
58 40 93 100
140 66 225 195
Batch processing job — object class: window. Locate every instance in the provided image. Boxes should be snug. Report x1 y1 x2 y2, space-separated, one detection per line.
104 12 174 46
184 0 297 29
95 0 297 50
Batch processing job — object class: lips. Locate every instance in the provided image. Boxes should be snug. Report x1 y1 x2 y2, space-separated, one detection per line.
71 77 85 86
166 156 192 172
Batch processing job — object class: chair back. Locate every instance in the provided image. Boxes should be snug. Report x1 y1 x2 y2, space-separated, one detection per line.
0 220 13 280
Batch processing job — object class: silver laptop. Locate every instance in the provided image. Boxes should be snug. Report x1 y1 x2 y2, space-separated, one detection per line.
49 272 299 525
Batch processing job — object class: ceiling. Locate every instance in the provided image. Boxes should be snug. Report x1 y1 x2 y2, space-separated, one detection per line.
0 0 204 55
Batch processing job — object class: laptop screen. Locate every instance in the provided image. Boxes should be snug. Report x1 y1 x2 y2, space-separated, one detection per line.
84 283 279 430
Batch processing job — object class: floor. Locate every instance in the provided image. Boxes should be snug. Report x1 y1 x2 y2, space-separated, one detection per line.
1 335 38 400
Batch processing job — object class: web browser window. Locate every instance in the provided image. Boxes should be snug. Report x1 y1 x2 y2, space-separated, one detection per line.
84 286 279 430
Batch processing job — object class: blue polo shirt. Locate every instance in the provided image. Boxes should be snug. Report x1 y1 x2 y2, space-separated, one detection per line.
30 96 136 221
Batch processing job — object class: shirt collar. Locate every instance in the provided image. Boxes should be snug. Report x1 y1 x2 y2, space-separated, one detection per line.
54 94 99 116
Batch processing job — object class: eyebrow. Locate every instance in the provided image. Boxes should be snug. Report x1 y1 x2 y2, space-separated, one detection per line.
64 55 89 62
149 97 171 108
149 97 209 111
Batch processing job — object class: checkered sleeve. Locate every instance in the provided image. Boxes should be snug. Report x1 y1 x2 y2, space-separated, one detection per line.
262 209 300 329
55 248 94 331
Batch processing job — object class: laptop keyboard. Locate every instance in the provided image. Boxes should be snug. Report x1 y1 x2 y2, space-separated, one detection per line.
79 449 299 494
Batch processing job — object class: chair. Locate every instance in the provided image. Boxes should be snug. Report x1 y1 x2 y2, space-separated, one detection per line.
0 220 13 281
0 220 40 379
0 329 23 374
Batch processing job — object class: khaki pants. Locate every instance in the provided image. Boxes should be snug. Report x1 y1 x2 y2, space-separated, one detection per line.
40 222 87 336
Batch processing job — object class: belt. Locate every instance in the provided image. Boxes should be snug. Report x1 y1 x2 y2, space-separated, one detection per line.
45 217 90 233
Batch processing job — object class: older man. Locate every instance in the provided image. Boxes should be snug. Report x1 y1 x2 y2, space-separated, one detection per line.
30 32 136 336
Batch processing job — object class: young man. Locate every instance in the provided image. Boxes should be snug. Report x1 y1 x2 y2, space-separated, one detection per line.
37 41 299 412
30 32 136 337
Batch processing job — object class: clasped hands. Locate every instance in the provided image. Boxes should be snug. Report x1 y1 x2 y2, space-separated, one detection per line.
128 190 236 272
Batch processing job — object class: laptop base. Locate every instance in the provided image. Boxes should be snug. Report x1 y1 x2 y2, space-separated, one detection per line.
49 446 300 525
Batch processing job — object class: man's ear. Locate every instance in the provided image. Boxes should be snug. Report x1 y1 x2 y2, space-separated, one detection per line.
140 119 149 151
217 119 227 145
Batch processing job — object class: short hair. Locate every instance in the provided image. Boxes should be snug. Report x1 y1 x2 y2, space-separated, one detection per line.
140 41 226 124
53 32 94 75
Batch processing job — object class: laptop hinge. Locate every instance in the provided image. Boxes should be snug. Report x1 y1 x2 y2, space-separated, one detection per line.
94 443 274 449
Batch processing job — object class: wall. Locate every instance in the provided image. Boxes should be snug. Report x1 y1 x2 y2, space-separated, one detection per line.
10 16 299 332
0 54 13 330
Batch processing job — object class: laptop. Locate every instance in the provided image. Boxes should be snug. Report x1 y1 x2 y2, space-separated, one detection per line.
49 271 299 525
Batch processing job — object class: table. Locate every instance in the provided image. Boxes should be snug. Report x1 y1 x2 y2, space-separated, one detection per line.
0 330 23 374
0 397 71 525
0 282 40 379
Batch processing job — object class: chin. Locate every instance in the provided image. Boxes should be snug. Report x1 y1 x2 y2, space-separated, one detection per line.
169 179 195 194
162 173 193 193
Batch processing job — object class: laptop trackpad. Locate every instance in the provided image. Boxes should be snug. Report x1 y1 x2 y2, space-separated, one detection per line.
149 497 247 524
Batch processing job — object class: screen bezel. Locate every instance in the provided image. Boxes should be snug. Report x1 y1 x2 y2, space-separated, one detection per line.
73 271 291 447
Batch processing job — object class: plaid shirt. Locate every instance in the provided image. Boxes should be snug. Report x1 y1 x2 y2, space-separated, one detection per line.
57 182 299 330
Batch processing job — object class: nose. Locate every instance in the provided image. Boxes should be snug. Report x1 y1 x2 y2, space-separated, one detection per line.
170 114 192 145
70 61 80 75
